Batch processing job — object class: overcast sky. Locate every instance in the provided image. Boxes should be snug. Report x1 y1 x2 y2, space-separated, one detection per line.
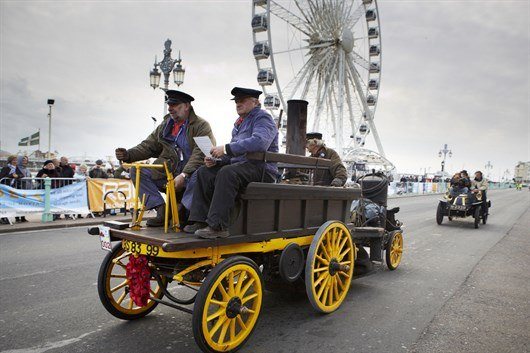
1 0 528 180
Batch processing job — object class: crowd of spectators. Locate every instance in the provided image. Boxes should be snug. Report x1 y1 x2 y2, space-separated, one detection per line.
0 154 132 225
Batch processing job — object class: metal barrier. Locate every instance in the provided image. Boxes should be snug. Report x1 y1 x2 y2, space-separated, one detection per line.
388 181 512 197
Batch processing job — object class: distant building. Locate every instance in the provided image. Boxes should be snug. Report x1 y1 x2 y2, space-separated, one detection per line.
514 161 530 183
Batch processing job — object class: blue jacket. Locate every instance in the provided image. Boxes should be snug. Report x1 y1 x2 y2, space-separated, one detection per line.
224 106 279 176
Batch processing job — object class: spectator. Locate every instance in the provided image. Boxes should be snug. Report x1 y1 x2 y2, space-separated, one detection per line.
15 156 32 222
36 160 61 188
74 164 89 180
60 156 74 179
89 160 108 178
0 155 23 188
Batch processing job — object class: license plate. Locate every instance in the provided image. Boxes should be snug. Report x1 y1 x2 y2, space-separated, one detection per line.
122 239 160 256
99 226 112 252
450 205 466 211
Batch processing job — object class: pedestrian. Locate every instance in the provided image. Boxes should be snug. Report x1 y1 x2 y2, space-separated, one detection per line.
0 155 23 188
115 90 215 227
15 156 32 222
184 87 278 238
89 160 109 179
305 132 347 186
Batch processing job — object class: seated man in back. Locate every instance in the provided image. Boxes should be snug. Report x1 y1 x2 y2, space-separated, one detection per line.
184 87 279 238
305 132 347 187
115 90 215 226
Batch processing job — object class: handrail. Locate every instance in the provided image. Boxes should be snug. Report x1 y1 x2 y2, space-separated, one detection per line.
246 151 332 168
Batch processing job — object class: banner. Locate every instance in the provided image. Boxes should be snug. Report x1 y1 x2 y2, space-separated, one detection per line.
87 178 135 212
0 182 90 216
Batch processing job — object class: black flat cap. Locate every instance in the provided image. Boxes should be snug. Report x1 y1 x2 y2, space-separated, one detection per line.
231 87 262 100
165 90 194 105
306 132 323 140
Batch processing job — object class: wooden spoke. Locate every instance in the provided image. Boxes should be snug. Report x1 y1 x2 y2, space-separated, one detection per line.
128 298 134 309
216 283 230 301
314 271 329 287
239 278 256 298
110 280 128 293
116 291 127 305
338 271 350 279
228 271 235 296
218 319 231 345
335 272 345 289
339 247 351 261
333 276 340 300
242 293 259 304
209 315 228 337
319 242 331 261
235 270 246 294
207 308 225 322
210 299 227 307
230 319 236 342
337 236 348 257
316 276 330 299
314 266 328 273
316 254 329 266
110 274 127 279
236 315 247 330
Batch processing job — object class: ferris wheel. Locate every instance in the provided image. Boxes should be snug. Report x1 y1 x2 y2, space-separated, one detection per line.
251 0 385 160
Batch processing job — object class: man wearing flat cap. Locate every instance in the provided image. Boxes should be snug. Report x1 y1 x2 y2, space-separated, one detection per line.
184 87 279 238
306 132 347 187
115 90 215 227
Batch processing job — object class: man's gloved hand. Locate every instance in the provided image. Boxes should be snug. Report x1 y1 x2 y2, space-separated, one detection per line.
115 148 129 162
330 178 343 187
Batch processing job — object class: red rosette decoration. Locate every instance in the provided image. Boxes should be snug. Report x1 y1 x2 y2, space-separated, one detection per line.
125 254 151 307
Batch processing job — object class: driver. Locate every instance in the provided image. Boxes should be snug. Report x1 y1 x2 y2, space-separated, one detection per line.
449 171 470 197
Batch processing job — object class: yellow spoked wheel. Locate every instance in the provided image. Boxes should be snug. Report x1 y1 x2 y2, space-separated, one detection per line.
97 242 165 320
385 231 403 270
305 221 355 314
193 256 263 353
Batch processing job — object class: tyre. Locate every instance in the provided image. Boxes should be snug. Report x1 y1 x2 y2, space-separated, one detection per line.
97 242 165 320
474 207 481 229
192 256 263 353
482 212 488 224
436 203 444 225
305 221 354 314
385 231 403 270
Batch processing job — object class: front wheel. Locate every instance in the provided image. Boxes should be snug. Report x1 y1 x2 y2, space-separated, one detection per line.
474 207 481 229
436 203 444 225
192 256 263 353
97 243 165 320
385 231 403 270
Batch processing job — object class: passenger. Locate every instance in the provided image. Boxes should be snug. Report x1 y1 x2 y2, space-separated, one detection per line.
305 132 347 187
471 170 488 214
115 90 215 227
184 87 279 238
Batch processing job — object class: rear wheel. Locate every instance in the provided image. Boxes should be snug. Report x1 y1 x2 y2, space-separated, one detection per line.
97 243 165 320
436 203 444 225
474 207 481 229
192 256 263 353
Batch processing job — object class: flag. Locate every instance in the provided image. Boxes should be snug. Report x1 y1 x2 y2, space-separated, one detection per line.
30 131 40 146
18 137 29 146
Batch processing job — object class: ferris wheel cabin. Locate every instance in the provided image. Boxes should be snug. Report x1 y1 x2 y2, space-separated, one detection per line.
264 94 281 109
366 95 377 106
359 124 370 134
369 45 380 56
368 79 379 90
252 14 268 33
253 0 267 6
257 69 275 85
368 27 379 39
369 62 380 73
253 42 271 60
365 10 377 22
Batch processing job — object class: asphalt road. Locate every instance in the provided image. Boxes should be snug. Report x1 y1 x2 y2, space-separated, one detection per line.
0 189 528 353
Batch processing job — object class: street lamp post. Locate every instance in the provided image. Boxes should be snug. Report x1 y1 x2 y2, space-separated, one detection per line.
485 161 493 180
47 99 55 159
149 39 186 114
438 143 452 173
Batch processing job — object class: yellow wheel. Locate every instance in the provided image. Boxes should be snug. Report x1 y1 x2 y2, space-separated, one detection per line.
385 231 403 270
193 256 263 353
305 221 355 314
97 242 165 320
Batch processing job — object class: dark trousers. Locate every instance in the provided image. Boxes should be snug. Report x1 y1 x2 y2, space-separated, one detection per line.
130 167 166 210
189 162 274 230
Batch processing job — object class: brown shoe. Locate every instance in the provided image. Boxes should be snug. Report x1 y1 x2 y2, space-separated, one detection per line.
195 226 229 239
146 204 168 227
183 222 207 234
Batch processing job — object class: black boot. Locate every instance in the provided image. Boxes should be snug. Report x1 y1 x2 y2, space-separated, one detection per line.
146 204 168 227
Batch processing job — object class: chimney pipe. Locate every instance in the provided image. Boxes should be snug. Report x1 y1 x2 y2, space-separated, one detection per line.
286 99 308 156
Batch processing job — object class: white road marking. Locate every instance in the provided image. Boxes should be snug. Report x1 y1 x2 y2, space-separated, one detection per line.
0 331 96 353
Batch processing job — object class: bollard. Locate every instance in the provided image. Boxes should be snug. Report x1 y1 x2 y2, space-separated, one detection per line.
41 179 53 222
